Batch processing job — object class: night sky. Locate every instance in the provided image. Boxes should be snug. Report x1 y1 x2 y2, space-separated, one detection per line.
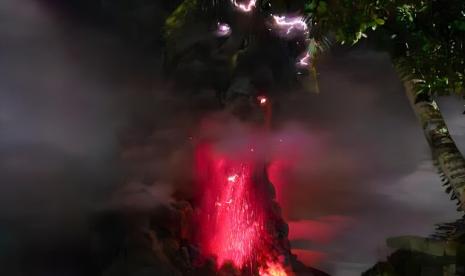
1 1 464 275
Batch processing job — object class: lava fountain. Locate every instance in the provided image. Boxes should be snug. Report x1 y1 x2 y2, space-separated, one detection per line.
194 142 291 275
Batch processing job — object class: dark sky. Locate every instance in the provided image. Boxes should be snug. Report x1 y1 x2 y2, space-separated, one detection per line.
1 1 464 275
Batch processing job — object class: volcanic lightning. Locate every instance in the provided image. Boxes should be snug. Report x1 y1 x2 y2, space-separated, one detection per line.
272 15 308 37
230 0 257 13
296 51 311 68
216 22 232 37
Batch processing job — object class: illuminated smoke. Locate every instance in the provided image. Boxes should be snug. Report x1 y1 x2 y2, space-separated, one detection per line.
216 22 232 37
230 0 257 13
271 15 308 38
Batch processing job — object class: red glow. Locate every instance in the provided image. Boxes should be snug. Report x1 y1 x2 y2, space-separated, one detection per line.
267 159 292 212
194 143 288 273
288 216 353 245
195 143 264 268
290 249 327 267
259 261 290 276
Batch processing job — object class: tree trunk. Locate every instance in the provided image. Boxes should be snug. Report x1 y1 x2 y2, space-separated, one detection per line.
403 80 465 211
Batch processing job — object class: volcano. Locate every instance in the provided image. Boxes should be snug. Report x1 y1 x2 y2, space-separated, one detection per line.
189 142 329 276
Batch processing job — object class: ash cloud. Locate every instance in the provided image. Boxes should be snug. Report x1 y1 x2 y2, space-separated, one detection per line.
0 0 186 274
1 1 464 276
273 50 463 275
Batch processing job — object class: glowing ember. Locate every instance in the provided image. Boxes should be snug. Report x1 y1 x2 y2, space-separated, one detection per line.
259 261 289 276
257 95 268 106
230 0 257 13
272 15 308 37
216 22 232 37
227 174 239 183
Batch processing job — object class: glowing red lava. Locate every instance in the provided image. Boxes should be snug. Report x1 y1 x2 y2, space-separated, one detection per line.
259 261 289 276
195 143 264 268
194 143 289 274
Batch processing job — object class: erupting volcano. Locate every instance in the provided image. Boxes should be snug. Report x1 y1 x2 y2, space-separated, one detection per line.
194 142 291 275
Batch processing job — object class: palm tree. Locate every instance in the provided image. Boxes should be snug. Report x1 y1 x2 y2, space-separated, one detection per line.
403 80 465 210
306 0 465 209
303 1 465 274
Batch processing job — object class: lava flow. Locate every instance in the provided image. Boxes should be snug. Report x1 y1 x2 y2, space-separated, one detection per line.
194 143 290 275
259 261 289 276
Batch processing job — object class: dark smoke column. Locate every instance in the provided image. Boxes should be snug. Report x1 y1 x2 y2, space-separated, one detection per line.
163 0 328 274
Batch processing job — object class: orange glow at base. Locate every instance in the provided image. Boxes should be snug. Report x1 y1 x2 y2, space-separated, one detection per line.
259 261 289 276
